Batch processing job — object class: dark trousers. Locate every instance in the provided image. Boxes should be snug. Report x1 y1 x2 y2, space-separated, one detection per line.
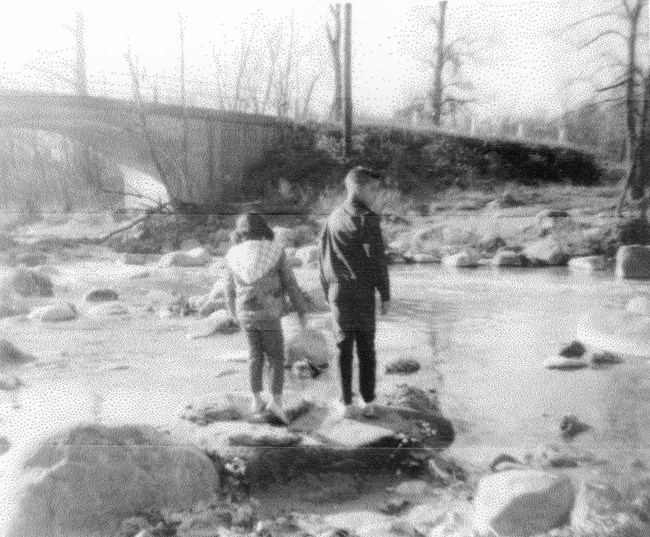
337 330 377 405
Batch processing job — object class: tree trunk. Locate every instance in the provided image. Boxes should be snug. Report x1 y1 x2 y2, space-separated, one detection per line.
326 4 343 122
431 1 447 127
624 6 641 162
75 12 88 96
342 3 352 158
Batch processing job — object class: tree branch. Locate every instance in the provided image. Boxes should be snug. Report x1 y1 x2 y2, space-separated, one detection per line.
577 30 629 50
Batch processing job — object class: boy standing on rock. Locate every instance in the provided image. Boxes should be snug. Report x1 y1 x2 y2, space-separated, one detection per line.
318 166 391 419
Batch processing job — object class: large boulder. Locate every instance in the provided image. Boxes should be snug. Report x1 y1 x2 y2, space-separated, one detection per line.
158 247 211 268
0 339 37 366
473 470 575 536
6 423 220 537
28 303 77 322
524 237 569 266
3 268 53 297
616 245 650 280
571 481 649 537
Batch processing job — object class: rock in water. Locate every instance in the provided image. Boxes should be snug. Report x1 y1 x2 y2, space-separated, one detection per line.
523 237 569 266
385 358 421 375
285 328 331 371
6 424 220 537
560 415 591 439
571 481 649 537
616 245 650 280
84 288 119 302
627 295 650 315
591 350 624 365
559 340 587 358
0 339 37 365
442 251 479 268
4 268 53 297
492 250 526 267
28 303 77 322
473 470 575 536
568 255 606 272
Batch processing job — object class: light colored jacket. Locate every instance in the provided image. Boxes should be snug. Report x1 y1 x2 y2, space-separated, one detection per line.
224 239 307 330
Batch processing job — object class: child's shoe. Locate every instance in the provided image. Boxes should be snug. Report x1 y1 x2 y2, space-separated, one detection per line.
266 401 289 425
250 395 267 415
360 401 377 419
331 400 357 420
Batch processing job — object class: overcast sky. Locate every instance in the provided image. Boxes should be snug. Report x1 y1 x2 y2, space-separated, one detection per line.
0 0 647 120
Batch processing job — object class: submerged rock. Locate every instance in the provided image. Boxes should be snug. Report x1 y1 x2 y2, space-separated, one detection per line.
6 423 220 537
492 249 526 267
473 470 575 536
590 350 624 365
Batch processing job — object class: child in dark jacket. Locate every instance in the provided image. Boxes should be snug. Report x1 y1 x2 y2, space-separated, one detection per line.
224 212 307 424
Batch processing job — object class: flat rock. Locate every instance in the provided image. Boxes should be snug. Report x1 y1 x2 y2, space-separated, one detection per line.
385 358 421 375
0 339 37 365
182 393 246 425
196 421 302 448
28 303 77 322
543 355 589 370
84 288 119 302
473 470 575 536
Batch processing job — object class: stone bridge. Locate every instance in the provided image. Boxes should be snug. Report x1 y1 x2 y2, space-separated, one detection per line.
0 92 282 207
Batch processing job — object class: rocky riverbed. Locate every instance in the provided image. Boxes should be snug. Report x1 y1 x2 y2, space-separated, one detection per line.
1 210 650 536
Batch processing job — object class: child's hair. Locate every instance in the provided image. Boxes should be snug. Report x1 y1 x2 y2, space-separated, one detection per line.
231 212 275 245
344 166 383 193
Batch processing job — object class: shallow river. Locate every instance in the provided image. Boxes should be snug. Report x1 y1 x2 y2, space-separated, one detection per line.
2 259 650 530
389 264 650 464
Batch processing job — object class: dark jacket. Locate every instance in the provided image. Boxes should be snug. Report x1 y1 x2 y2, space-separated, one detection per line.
318 197 390 304
224 239 308 330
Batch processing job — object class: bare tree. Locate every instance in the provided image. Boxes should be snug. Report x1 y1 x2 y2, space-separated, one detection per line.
29 11 87 95
405 2 479 128
562 0 648 160
178 14 190 178
325 4 343 122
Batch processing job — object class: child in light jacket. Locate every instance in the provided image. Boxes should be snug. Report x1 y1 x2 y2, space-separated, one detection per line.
224 212 307 424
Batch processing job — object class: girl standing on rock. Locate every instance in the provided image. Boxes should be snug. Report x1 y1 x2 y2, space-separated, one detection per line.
224 212 308 424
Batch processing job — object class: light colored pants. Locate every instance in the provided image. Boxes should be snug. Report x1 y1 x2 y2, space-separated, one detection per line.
244 327 285 395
